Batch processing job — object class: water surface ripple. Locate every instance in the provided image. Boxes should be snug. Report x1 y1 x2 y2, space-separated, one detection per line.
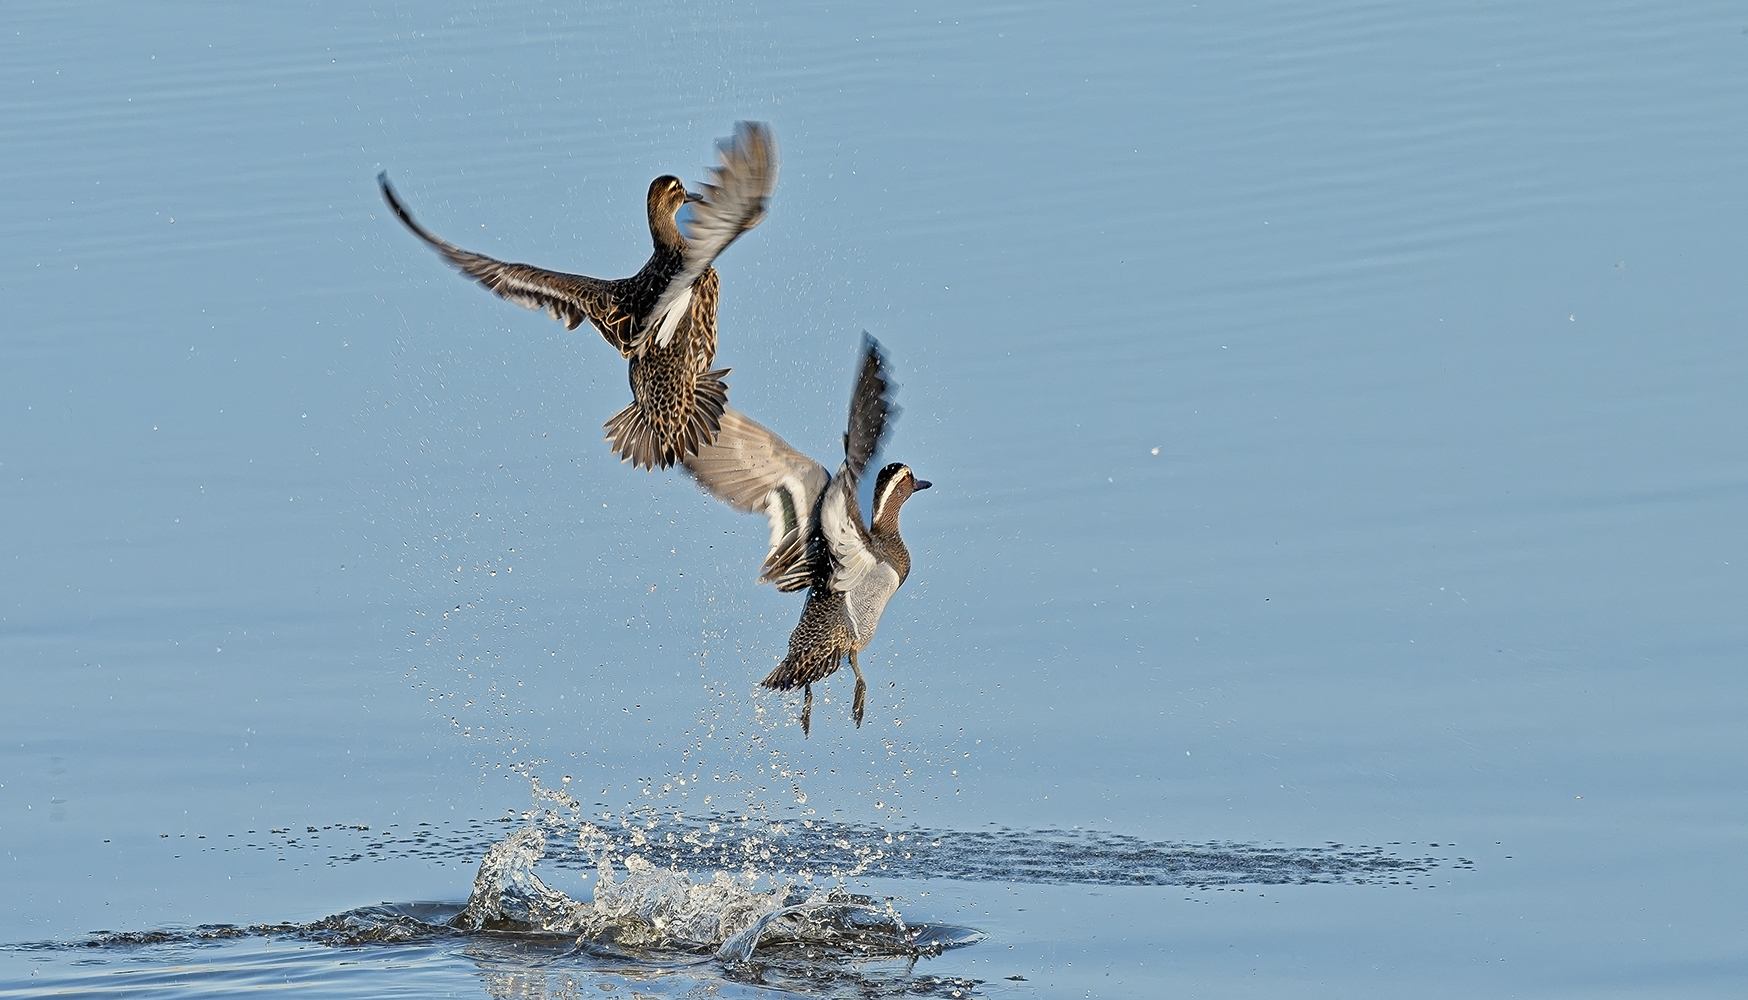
135 814 1470 889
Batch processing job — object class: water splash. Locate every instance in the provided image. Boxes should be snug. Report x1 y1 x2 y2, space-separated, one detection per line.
450 826 587 933
448 823 982 962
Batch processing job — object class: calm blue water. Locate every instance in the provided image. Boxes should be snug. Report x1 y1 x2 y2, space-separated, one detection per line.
4 0 1746 995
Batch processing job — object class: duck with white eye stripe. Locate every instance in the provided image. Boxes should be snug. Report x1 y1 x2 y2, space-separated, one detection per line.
683 335 931 736
378 121 778 469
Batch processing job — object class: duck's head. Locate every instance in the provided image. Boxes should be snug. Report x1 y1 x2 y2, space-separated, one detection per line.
870 463 931 529
646 175 702 247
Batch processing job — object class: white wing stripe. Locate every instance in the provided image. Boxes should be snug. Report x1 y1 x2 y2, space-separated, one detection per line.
821 477 875 593
651 285 692 349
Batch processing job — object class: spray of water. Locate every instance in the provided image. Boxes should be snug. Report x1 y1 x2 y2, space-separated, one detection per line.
448 819 980 963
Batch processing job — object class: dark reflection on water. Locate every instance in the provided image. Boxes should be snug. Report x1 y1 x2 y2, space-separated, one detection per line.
24 903 463 949
18 901 984 1000
153 813 1472 888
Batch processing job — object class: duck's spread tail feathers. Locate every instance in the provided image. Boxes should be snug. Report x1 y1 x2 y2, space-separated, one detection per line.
763 592 848 689
603 368 731 470
762 642 843 691
687 366 731 455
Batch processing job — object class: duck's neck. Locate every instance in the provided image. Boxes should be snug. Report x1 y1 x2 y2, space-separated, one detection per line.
649 210 686 256
871 487 917 546
871 516 912 582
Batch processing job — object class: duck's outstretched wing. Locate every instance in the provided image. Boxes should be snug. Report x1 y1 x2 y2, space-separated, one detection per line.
843 333 897 482
633 121 779 352
379 172 639 355
682 407 827 591
816 336 901 593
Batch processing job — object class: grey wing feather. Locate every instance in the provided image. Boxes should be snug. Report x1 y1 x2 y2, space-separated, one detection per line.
843 333 897 480
634 121 779 351
682 407 827 589
379 173 634 354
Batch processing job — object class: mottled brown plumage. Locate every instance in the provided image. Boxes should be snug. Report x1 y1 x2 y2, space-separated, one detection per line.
378 121 777 468
682 336 931 735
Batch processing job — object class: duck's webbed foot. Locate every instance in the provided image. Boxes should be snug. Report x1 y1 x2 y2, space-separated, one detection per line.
800 684 813 738
849 649 867 728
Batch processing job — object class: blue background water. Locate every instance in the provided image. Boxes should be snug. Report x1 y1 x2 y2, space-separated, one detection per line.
4 0 1746 995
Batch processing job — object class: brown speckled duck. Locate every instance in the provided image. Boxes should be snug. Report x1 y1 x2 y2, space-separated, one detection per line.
683 335 930 735
378 121 778 469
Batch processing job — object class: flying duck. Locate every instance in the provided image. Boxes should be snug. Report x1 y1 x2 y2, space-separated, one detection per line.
683 335 931 735
378 121 778 468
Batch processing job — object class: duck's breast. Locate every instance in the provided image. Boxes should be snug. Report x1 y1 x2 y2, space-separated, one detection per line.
844 563 902 647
